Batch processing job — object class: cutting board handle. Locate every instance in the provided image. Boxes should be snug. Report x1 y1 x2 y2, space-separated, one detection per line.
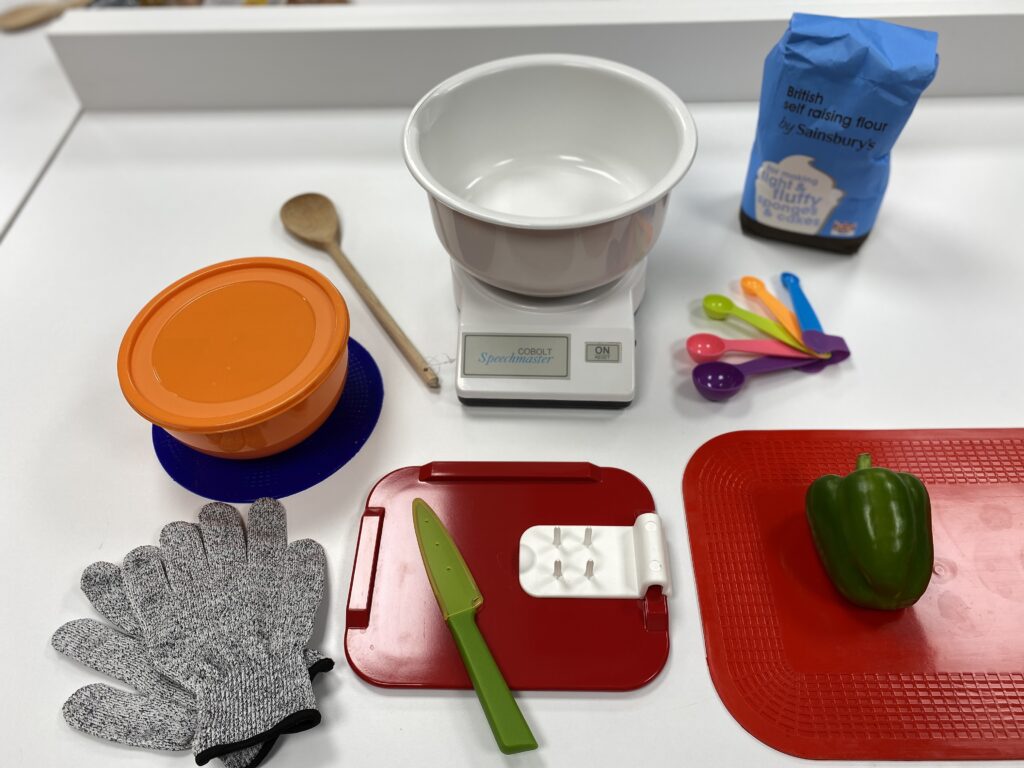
420 462 601 482
346 509 384 628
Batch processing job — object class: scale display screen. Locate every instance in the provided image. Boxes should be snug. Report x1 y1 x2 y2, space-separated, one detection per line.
462 334 570 378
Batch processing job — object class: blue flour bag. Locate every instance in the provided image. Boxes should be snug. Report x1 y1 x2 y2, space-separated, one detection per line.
740 14 938 253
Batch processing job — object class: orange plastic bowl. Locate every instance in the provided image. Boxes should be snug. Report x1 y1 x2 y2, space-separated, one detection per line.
118 257 350 460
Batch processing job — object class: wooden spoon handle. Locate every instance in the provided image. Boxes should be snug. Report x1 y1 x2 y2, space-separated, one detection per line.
0 0 88 32
325 241 440 389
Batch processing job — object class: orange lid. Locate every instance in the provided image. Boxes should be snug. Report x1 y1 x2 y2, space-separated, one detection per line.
118 257 350 433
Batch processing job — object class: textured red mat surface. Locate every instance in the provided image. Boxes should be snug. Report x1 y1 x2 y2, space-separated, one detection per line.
684 430 1024 760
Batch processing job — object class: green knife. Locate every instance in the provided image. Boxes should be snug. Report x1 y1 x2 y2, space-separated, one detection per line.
412 498 538 754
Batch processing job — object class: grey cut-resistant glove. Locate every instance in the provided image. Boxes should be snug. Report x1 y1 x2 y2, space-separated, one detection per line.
119 498 328 765
52 560 333 768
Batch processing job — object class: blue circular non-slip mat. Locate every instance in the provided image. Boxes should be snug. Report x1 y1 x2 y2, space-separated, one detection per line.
153 338 383 502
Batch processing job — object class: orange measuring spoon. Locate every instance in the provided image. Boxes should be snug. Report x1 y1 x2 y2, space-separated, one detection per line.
741 276 804 345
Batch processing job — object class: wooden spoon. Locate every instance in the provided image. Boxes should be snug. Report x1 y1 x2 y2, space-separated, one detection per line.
281 193 440 390
0 0 89 32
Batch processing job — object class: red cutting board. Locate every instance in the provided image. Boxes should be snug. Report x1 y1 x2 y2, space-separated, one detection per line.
683 430 1024 760
345 462 669 690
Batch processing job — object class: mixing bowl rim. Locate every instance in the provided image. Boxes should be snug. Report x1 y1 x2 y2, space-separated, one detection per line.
403 53 698 231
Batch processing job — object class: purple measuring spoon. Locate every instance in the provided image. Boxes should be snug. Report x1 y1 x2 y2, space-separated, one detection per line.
799 331 850 372
779 272 850 372
693 355 823 401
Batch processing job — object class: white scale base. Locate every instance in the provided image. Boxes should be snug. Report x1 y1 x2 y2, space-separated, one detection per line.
452 262 646 407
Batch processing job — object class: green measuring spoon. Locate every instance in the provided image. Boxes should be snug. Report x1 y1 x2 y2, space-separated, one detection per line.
703 294 811 353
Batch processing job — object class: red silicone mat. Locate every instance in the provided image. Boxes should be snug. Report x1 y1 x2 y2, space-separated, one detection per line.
683 430 1024 760
345 462 669 691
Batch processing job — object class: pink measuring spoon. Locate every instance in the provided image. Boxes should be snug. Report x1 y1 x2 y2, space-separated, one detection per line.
686 333 816 363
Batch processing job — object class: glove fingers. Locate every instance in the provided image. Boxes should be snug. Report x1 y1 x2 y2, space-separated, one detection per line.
247 498 288 563
199 502 247 572
279 539 327 643
159 521 208 591
122 545 174 627
52 618 187 701
80 561 140 636
62 683 194 751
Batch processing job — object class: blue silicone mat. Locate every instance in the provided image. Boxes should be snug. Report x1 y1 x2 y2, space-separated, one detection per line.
153 338 383 502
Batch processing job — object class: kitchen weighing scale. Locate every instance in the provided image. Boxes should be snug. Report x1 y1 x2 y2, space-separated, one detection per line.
452 262 646 407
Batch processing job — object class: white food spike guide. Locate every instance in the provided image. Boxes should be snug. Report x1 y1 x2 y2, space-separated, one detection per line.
518 513 671 599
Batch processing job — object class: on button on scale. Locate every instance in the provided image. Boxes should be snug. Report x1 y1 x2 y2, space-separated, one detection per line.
585 342 621 363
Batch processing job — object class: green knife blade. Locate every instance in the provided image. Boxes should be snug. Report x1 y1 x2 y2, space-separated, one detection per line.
412 498 538 754
413 497 483 620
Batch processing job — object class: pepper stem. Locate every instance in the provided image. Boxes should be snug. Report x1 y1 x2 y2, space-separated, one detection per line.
856 453 872 471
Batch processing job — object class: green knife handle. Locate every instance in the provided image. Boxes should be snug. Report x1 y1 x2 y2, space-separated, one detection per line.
447 612 538 754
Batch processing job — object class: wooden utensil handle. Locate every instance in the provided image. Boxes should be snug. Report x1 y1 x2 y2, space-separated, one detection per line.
325 241 439 389
0 0 88 31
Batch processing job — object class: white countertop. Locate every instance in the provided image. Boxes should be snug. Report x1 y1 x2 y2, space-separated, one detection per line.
0 1 80 239
1 96 1023 766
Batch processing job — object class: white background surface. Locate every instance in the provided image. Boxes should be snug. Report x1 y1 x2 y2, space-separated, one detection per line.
1 95 1023 767
49 1 1024 109
0 0 80 238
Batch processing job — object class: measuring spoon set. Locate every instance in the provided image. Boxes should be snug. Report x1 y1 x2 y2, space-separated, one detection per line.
688 273 850 401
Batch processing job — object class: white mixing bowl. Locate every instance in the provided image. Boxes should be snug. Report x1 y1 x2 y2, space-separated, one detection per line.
403 54 698 297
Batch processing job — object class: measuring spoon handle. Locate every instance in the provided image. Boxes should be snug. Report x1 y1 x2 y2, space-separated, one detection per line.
737 355 824 376
753 288 804 343
781 272 823 333
728 304 808 352
743 276 803 342
723 338 815 358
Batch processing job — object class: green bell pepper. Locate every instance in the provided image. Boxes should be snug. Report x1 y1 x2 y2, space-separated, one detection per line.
806 453 933 610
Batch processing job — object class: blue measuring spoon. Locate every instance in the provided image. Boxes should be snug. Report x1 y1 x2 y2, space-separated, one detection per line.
780 273 823 333
780 272 850 371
